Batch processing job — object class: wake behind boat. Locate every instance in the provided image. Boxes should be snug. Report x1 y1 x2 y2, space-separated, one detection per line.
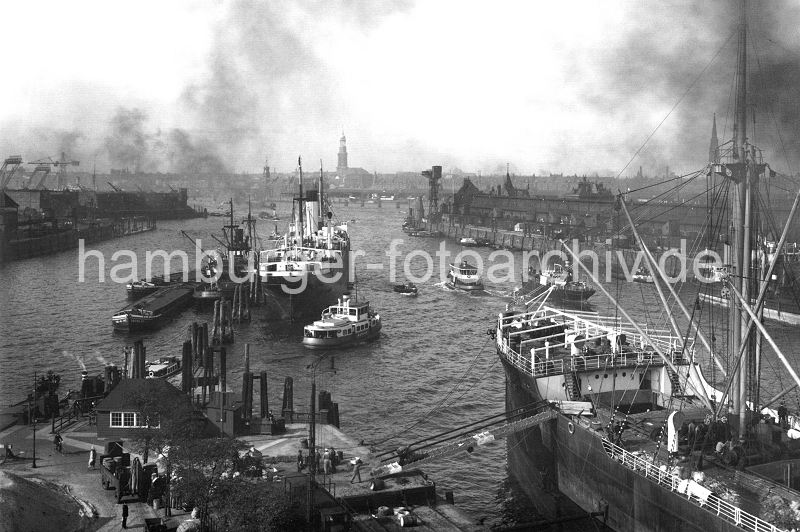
302 296 381 349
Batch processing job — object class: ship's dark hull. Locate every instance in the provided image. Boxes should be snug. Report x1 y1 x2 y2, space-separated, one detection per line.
501 357 747 532
264 272 351 320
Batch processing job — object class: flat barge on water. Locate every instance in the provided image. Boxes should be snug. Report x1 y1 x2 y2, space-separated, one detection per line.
112 284 194 332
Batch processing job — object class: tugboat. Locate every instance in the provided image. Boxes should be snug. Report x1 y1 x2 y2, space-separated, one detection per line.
144 357 182 379
126 279 158 297
632 266 654 283
459 237 478 247
445 260 484 291
528 262 594 304
126 270 195 297
393 281 418 296
302 295 381 349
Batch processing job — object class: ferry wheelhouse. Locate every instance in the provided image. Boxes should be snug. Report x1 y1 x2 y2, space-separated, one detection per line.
302 296 381 349
445 260 484 291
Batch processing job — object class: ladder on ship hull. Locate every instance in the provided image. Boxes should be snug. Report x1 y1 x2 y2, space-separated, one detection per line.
565 372 582 400
666 367 683 395
371 409 558 478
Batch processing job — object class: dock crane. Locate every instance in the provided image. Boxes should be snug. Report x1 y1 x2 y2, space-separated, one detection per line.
54 152 80 189
0 155 23 190
26 153 79 189
28 164 52 189
421 165 442 225
106 182 123 192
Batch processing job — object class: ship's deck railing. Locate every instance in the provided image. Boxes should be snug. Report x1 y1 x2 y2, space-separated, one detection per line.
601 439 782 532
259 243 346 259
259 246 344 263
498 306 694 378
499 340 686 378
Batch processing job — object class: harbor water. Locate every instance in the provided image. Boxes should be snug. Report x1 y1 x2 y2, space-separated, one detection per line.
2 201 799 527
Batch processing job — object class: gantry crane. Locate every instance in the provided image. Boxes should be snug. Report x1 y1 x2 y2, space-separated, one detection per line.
54 152 80 189
421 165 442 224
27 164 52 189
0 155 23 190
26 152 79 190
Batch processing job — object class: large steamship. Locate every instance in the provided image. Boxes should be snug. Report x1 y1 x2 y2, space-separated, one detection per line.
496 3 800 531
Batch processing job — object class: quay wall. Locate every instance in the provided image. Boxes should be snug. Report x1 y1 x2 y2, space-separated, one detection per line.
0 217 156 263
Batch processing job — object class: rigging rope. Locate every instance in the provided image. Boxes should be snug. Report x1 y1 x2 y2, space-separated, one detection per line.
613 30 736 180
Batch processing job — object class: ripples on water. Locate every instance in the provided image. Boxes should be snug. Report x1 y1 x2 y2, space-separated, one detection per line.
2 203 799 527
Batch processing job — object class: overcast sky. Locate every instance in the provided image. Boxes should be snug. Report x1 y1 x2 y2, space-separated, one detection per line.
1 1 798 177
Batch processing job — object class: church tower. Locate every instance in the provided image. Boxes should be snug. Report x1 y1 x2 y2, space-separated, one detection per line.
337 132 348 173
709 113 719 164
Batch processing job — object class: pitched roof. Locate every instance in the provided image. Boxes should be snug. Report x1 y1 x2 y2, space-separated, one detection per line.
95 378 187 412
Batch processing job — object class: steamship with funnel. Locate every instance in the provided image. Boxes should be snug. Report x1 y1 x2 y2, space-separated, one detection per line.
496 3 800 531
258 158 351 320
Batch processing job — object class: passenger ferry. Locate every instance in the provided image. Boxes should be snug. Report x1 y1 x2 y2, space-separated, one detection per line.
302 296 381 349
445 260 484 291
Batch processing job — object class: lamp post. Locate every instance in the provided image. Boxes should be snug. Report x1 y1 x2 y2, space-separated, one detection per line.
305 352 334 529
31 371 37 468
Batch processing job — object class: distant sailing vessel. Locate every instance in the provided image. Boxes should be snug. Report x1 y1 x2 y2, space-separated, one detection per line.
445 260 484 291
302 296 381 349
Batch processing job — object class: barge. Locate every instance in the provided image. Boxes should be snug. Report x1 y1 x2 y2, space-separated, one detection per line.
112 284 194 332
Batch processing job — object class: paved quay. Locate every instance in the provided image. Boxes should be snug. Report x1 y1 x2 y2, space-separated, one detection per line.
0 417 481 531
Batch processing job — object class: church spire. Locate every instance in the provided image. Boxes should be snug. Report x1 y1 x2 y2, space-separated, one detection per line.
709 113 719 164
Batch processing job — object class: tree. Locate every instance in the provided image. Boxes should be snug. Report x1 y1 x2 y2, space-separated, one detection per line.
212 479 306 532
126 381 202 517
170 437 246 526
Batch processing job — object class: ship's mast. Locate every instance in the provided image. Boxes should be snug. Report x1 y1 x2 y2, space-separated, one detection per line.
319 159 324 225
729 0 756 437
297 156 304 244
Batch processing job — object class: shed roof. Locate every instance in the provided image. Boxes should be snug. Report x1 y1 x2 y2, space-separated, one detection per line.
95 378 186 412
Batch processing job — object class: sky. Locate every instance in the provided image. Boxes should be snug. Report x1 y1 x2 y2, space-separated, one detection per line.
1 0 800 177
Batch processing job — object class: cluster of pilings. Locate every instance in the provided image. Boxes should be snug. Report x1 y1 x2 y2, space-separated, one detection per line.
210 299 234 345
127 340 148 378
231 283 251 323
185 321 226 400
240 344 268 420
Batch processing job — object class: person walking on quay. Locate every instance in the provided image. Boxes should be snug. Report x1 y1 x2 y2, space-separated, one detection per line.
297 449 304 472
53 432 63 454
88 447 97 470
350 458 362 484
121 503 129 529
323 449 332 475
